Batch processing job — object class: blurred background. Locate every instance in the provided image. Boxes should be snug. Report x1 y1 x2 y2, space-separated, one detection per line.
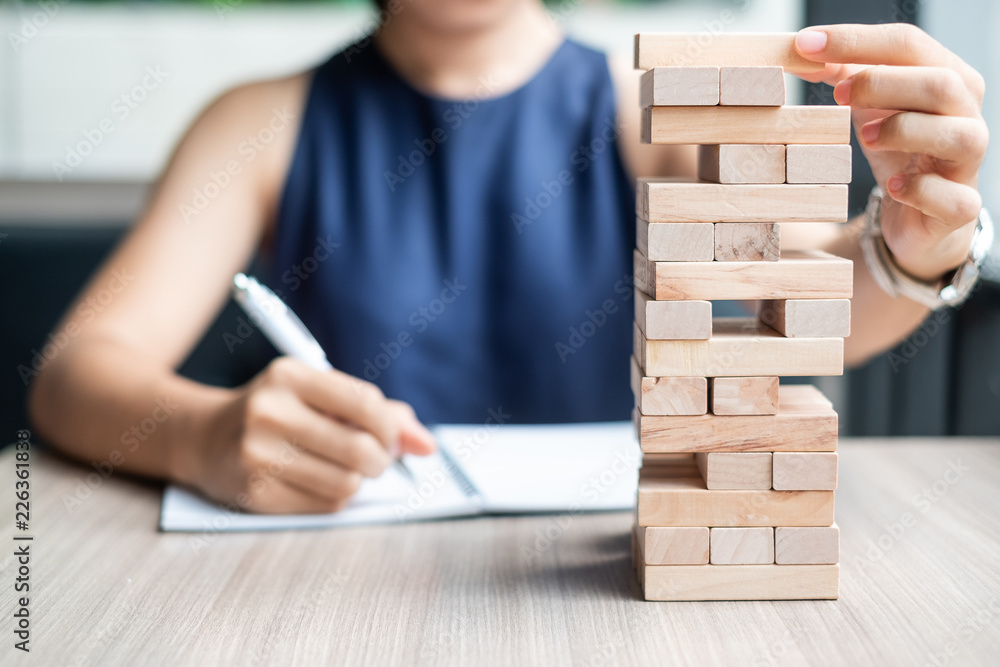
1 0 998 441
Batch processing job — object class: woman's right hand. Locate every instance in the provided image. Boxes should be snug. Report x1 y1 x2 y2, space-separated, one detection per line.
181 357 437 514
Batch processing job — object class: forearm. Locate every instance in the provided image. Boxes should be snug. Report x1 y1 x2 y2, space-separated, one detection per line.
825 217 932 367
28 338 231 485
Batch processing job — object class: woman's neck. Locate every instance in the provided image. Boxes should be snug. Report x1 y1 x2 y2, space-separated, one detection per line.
375 1 563 100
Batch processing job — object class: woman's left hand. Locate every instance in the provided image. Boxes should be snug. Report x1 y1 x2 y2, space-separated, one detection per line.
795 23 988 282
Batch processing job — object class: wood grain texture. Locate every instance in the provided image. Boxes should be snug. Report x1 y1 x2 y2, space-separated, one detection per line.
642 106 852 145
3 440 1000 664
634 288 712 340
759 299 852 338
710 376 780 415
719 66 785 106
636 472 835 527
634 33 826 73
775 525 840 564
698 144 786 184
786 144 853 184
772 452 839 491
634 248 854 300
710 528 776 565
636 526 711 565
634 318 845 377
695 452 773 490
631 356 707 416
640 66 720 106
638 384 838 453
636 218 715 262
640 564 839 601
714 222 780 262
638 179 849 223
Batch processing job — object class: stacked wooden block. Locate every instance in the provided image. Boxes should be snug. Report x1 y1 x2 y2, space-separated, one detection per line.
630 34 852 601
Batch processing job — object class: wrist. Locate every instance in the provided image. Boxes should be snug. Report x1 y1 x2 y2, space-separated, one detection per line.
890 222 979 284
163 379 235 488
859 187 993 310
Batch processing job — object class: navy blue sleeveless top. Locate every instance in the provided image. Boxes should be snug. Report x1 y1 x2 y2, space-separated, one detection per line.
268 38 636 424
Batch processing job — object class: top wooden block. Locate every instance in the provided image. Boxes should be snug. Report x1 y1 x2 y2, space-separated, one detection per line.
634 33 825 73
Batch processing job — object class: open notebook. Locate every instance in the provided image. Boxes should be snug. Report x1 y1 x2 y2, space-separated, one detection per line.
159 421 639 532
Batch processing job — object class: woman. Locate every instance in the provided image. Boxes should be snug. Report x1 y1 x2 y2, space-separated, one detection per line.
29 0 988 514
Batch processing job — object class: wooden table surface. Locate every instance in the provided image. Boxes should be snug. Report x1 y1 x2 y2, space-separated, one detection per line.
2 438 999 666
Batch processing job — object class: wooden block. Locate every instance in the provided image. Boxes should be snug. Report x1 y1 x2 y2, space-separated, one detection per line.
772 452 839 491
720 66 785 106
710 376 779 415
634 33 825 73
758 299 852 338
775 526 840 565
631 356 707 416
637 471 835 527
714 223 780 262
634 318 844 377
634 248 853 300
637 526 710 565
641 564 839 601
637 384 838 453
640 67 719 107
636 218 715 262
638 179 848 223
643 106 851 145
710 527 775 564
786 144 853 184
694 452 772 490
698 144 786 184
634 288 711 340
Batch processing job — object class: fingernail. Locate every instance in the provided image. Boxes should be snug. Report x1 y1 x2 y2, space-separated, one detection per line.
796 29 828 54
833 78 852 106
861 119 883 145
887 174 906 195
388 439 401 458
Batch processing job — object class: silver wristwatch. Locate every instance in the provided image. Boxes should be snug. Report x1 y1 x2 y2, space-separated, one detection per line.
860 186 995 310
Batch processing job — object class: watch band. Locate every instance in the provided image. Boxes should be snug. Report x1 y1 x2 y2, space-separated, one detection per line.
860 186 994 310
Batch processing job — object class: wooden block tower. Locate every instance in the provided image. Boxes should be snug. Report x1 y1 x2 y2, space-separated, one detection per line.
630 34 851 601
